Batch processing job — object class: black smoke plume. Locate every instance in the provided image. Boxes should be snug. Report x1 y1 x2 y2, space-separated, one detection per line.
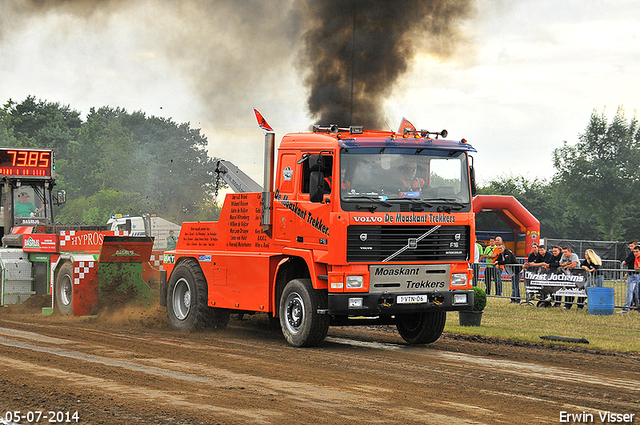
302 0 473 129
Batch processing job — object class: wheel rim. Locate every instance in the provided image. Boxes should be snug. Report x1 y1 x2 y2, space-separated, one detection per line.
284 292 305 334
59 274 72 307
173 278 191 320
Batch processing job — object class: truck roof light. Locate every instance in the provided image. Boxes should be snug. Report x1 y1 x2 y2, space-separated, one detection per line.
313 124 363 135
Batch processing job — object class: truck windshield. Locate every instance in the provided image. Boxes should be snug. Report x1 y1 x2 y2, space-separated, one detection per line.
339 148 471 212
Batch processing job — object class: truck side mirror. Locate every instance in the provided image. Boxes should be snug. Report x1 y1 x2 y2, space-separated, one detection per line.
469 165 477 197
308 155 324 172
125 218 132 234
309 171 325 203
55 189 66 206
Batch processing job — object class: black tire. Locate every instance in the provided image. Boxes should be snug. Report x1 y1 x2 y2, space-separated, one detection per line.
279 278 329 347
396 311 446 344
167 258 221 331
54 263 74 316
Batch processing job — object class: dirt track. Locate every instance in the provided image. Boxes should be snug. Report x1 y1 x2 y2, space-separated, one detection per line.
1 302 639 425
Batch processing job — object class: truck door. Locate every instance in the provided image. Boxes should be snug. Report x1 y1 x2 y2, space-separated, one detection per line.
274 153 297 244
297 153 333 248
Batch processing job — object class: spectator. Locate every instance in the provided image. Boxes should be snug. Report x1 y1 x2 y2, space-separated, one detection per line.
473 241 483 287
533 245 554 306
582 249 603 288
480 237 500 295
622 241 638 309
523 243 541 269
533 244 553 266
559 246 581 310
496 242 520 303
619 245 640 313
522 242 541 304
166 230 178 251
547 245 563 307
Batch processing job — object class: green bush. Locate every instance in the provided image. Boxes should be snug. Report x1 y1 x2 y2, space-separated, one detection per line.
472 286 487 311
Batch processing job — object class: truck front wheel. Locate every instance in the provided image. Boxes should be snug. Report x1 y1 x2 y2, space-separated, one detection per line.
54 263 74 316
396 311 446 344
279 279 329 347
167 259 222 331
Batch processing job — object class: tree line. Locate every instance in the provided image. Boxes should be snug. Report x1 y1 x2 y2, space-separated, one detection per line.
477 106 640 242
0 96 222 225
2 96 639 241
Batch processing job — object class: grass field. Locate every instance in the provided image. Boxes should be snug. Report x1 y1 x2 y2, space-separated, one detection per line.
445 296 640 352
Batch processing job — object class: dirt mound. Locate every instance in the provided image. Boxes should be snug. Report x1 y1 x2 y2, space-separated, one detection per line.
20 294 52 309
0 294 51 314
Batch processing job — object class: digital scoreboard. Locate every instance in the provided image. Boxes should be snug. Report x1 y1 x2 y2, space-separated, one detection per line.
0 148 54 178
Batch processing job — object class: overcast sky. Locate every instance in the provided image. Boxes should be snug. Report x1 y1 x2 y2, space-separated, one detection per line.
1 0 639 186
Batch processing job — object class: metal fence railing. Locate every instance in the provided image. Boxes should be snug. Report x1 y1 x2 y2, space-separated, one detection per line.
471 262 638 309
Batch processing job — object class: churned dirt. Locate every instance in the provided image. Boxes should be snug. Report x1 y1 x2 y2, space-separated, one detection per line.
0 302 639 425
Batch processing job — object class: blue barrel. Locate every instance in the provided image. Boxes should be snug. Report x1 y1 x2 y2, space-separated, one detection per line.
587 287 614 315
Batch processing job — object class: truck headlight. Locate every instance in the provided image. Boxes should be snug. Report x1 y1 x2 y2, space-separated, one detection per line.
451 273 467 287
346 275 364 289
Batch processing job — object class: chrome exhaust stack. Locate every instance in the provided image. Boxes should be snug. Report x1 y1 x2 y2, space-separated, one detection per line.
261 131 275 234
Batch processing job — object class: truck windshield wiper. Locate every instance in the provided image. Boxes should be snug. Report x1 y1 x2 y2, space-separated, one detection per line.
386 198 433 208
428 198 466 212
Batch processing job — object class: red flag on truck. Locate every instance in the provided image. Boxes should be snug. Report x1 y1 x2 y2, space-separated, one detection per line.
254 108 274 132
398 117 416 134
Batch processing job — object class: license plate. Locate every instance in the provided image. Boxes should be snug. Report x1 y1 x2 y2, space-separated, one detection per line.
397 295 428 304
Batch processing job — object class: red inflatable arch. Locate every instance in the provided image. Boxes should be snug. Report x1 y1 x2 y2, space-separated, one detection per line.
473 195 540 255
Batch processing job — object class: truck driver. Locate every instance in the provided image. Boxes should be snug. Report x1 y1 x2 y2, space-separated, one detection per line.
15 192 42 217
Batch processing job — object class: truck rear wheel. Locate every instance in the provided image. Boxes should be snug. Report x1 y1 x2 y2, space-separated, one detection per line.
54 263 74 316
279 278 329 347
396 311 446 344
167 259 222 331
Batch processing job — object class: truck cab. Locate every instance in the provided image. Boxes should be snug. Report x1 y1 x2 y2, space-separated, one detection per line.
274 126 476 320
163 121 477 347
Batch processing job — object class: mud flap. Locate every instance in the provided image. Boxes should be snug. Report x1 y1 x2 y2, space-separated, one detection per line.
70 255 100 317
96 236 155 312
159 270 167 307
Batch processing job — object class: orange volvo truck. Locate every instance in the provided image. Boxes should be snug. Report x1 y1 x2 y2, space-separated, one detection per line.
161 113 477 347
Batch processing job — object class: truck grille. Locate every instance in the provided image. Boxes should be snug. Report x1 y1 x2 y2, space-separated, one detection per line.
347 225 469 263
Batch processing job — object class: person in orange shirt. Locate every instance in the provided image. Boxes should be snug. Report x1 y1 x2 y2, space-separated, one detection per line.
398 161 425 193
340 166 351 192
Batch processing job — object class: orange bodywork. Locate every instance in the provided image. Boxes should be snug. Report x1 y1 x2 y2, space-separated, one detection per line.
164 129 477 317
